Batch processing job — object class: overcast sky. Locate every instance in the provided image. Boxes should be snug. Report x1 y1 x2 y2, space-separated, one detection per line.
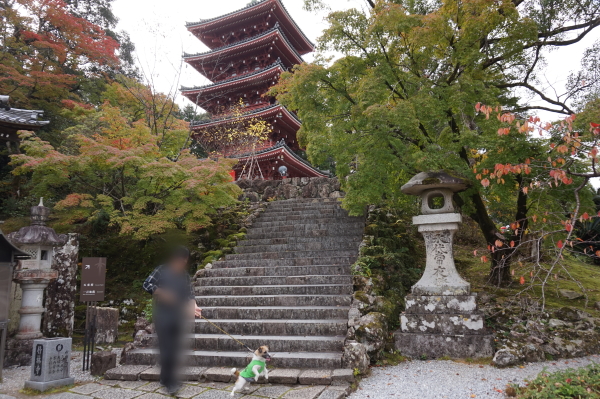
112 0 598 120
112 0 364 108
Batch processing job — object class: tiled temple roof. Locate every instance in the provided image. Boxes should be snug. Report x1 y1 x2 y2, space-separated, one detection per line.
232 139 330 177
190 104 300 127
183 23 302 63
0 105 49 128
186 0 314 49
181 59 286 92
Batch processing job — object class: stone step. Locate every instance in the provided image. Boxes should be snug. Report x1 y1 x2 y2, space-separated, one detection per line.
254 215 360 224
264 206 347 214
246 230 362 240
271 198 339 203
193 319 348 336
204 265 351 278
225 249 358 261
265 206 345 214
196 294 352 307
235 242 361 254
195 284 353 296
199 306 350 320
259 209 351 218
125 348 343 369
251 219 364 228
260 207 350 214
238 236 363 247
267 201 341 208
248 222 365 232
255 215 352 224
105 364 354 386
143 334 346 352
195 275 353 287
213 257 357 268
266 199 342 206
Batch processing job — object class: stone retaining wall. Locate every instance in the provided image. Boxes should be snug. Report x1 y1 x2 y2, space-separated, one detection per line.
236 177 343 202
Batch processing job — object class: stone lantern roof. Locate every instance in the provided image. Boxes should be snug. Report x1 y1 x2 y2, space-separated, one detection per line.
401 171 471 196
8 198 67 247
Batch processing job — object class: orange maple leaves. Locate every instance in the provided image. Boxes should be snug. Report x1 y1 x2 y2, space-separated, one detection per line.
474 104 598 190
1 0 119 108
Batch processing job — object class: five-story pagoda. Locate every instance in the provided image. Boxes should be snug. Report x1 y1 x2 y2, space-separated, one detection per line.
182 0 328 180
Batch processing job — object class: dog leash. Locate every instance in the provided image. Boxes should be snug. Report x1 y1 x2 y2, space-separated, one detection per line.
200 315 254 353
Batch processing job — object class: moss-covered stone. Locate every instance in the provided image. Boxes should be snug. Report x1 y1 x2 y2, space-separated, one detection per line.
354 312 388 358
349 206 424 363
354 291 371 305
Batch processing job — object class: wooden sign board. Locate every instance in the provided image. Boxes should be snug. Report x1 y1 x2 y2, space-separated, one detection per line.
79 257 106 302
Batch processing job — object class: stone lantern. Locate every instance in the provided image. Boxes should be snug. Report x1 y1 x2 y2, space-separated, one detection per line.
394 171 493 358
0 226 31 378
8 199 67 340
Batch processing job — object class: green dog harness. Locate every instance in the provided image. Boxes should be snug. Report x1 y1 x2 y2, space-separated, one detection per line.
240 360 266 380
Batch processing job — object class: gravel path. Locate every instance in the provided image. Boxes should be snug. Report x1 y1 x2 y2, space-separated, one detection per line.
348 354 600 399
2 352 599 398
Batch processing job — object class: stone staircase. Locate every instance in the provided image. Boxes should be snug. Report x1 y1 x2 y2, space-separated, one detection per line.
125 198 364 371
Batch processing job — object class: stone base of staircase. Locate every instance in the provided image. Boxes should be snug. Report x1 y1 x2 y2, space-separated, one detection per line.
105 364 354 384
103 365 354 398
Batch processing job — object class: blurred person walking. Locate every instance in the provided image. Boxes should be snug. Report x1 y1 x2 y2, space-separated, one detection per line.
143 246 202 395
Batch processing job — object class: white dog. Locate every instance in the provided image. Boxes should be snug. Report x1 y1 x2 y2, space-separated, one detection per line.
230 346 271 396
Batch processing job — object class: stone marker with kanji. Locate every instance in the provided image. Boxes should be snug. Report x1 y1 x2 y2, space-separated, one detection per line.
24 338 74 392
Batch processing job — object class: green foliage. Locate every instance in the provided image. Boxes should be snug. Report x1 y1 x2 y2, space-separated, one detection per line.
574 217 600 265
10 81 241 240
511 364 600 398
375 350 408 366
352 207 423 329
275 0 600 283
143 298 153 323
202 250 224 266
275 0 536 213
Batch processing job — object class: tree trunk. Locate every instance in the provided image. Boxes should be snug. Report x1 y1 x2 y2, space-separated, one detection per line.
457 150 529 287
488 174 529 286
489 246 514 286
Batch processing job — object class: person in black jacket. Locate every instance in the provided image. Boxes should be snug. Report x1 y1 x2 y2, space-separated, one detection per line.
143 246 201 395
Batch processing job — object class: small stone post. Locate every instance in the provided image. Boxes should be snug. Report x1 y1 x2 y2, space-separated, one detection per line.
394 171 493 358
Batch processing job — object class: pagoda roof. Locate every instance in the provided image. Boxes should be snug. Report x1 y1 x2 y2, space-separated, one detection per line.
184 24 303 74
0 97 50 142
191 104 300 130
181 60 285 101
186 0 313 55
233 140 329 178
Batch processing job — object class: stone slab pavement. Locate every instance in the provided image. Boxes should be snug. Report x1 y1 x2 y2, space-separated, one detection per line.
0 379 346 399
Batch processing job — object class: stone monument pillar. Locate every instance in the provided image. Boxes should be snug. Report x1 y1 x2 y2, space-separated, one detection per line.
7 199 67 342
394 171 493 358
42 233 79 338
